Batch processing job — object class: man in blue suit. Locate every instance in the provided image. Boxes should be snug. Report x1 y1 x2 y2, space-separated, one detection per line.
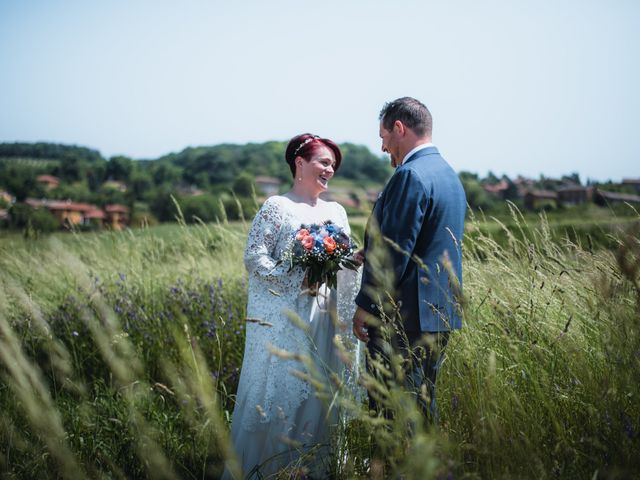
352 97 466 423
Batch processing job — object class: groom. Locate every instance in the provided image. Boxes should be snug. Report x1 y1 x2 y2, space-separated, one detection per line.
352 96 466 423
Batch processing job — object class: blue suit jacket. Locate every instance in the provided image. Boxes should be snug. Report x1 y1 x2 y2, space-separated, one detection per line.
355 146 466 332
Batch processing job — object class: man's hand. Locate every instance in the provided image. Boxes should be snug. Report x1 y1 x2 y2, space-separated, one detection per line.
352 306 372 343
353 248 365 266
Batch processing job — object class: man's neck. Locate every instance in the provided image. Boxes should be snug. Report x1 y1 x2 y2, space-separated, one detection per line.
400 140 434 166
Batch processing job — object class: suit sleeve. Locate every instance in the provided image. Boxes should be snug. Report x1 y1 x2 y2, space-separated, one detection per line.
355 168 428 314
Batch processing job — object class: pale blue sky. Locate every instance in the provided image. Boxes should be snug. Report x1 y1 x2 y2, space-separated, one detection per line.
1 0 638 182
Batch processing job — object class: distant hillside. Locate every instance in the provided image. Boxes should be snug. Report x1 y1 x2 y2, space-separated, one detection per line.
158 141 391 185
0 141 391 185
0 140 392 224
0 142 103 163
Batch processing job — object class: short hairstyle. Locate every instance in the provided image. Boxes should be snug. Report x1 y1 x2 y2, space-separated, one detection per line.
284 133 342 178
379 97 432 137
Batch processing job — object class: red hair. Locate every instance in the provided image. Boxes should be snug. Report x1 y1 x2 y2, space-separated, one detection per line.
284 133 342 177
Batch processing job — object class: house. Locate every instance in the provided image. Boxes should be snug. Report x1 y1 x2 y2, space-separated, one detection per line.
104 204 130 230
0 190 14 205
36 175 60 190
102 180 128 192
24 199 130 230
254 176 282 197
483 180 509 199
26 199 98 227
84 208 106 227
320 190 360 209
513 176 536 198
557 186 593 205
593 189 640 206
622 178 640 193
524 190 558 210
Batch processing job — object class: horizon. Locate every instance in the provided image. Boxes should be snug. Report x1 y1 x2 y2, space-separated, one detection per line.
1 1 638 183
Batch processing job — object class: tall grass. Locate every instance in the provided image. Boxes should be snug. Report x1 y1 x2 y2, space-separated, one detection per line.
0 208 638 478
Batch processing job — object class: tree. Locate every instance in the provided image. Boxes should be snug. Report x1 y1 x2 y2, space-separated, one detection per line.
2 166 43 201
106 156 133 181
174 194 222 223
8 204 58 232
232 173 255 198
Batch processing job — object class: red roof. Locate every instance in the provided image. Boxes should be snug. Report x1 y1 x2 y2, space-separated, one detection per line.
484 180 509 193
36 175 60 184
85 209 106 219
105 204 129 213
25 198 97 212
524 190 558 200
47 201 96 212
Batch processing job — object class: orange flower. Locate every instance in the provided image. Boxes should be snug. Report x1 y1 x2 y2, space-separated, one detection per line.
323 236 337 253
296 228 310 241
301 235 315 250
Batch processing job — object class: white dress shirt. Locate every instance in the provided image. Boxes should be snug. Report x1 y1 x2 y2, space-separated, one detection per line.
401 142 434 165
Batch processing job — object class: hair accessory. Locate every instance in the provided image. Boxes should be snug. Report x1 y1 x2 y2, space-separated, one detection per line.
293 135 319 156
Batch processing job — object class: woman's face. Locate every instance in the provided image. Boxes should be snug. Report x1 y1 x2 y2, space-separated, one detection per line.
296 145 336 195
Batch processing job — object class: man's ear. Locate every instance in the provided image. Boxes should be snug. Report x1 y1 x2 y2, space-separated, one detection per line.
394 120 405 135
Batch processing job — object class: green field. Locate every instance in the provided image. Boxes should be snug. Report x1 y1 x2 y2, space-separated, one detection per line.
0 210 638 479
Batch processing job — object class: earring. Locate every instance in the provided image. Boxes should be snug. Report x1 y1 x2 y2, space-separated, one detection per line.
297 177 302 181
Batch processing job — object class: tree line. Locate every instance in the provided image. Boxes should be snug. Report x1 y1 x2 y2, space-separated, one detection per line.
0 141 392 229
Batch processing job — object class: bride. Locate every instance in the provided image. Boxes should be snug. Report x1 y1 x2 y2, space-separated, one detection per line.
223 133 361 479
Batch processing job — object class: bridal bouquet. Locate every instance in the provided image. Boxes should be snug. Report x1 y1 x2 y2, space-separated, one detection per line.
284 221 359 291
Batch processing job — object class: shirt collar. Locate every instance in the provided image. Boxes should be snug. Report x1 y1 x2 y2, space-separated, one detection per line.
401 142 434 165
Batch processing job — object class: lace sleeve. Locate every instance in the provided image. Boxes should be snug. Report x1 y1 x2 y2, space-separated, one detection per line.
244 198 292 288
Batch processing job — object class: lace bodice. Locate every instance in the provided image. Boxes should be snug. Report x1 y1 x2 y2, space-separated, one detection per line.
238 194 359 430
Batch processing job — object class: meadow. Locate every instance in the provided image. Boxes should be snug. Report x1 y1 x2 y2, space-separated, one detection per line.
0 206 638 479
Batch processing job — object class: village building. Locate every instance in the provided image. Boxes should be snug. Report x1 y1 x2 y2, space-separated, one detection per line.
483 179 510 199
319 187 360 209
102 180 128 192
36 174 60 190
84 208 107 228
593 189 640 207
622 178 640 193
104 204 130 230
254 176 282 197
24 199 130 230
0 190 15 205
524 190 558 210
557 186 593 205
513 176 536 198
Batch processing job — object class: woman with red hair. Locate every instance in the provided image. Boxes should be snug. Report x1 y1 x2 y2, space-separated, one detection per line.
223 133 361 479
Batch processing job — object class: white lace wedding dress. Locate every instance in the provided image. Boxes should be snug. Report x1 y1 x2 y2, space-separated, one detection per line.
223 194 361 479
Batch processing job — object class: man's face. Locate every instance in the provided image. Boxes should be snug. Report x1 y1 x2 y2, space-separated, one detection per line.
379 120 401 168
